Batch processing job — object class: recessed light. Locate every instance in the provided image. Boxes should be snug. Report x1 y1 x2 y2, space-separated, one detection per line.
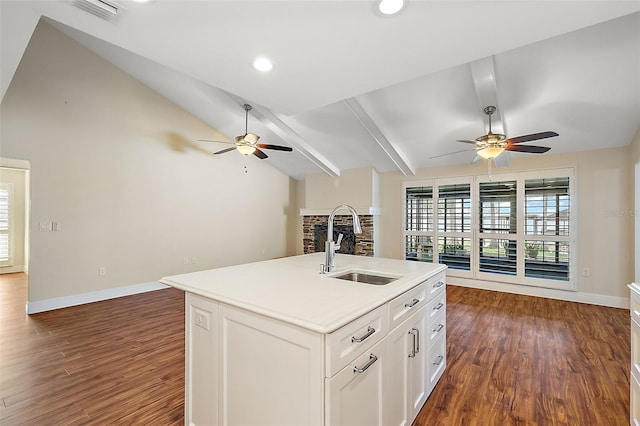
378 0 405 15
253 57 273 72
131 0 153 3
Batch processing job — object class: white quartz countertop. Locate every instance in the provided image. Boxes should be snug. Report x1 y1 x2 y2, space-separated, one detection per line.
160 253 446 334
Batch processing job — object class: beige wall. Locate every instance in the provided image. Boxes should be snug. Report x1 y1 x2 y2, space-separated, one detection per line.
631 127 640 283
305 147 635 304
304 167 378 210
0 22 296 303
0 167 27 272
379 148 634 302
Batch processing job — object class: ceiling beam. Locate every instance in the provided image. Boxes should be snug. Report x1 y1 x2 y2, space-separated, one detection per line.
469 56 510 167
344 97 415 176
227 94 340 177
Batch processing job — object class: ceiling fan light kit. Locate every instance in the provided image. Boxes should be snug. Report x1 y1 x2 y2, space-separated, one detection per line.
432 105 558 164
197 103 293 160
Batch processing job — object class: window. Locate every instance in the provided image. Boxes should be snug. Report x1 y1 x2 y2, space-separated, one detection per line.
437 183 471 271
0 184 12 266
405 186 434 263
479 180 517 276
405 178 472 275
523 177 571 281
404 169 575 291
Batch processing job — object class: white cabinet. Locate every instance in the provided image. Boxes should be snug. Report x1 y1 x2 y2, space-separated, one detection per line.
186 293 324 426
387 304 429 426
630 284 640 426
386 272 446 426
185 271 446 426
325 337 389 426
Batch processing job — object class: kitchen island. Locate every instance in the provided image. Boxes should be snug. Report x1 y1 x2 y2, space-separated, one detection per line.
161 252 447 426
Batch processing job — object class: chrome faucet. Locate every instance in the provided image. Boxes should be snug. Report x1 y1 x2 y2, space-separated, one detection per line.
323 205 362 273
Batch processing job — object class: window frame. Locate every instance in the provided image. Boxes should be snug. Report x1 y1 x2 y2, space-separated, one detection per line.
0 183 14 268
403 168 577 291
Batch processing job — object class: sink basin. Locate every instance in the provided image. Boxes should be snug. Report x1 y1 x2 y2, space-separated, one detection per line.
332 271 399 285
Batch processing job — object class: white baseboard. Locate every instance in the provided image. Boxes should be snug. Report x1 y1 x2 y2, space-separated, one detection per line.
449 277 629 309
26 281 170 314
1 265 25 274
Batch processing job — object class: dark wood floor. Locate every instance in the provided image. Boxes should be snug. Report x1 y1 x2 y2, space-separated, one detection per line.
416 285 630 426
0 273 630 425
0 273 185 425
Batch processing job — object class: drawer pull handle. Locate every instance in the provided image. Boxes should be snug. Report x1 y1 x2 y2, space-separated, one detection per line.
352 326 375 343
433 324 444 333
433 355 444 366
433 281 445 288
353 354 378 374
408 327 420 358
433 302 444 311
405 298 420 308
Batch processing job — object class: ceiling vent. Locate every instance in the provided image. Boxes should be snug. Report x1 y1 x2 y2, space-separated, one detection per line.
70 0 120 22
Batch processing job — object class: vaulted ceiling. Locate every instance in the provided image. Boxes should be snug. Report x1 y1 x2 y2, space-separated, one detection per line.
2 1 639 179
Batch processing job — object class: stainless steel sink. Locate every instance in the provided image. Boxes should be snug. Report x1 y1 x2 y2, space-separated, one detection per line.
332 271 399 285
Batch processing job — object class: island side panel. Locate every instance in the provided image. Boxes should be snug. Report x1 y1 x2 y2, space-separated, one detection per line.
186 293 219 426
218 304 325 426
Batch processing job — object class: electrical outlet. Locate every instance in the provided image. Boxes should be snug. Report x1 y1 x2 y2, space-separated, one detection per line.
183 257 189 265
52 222 61 231
39 221 52 231
582 268 590 277
191 257 197 264
98 266 106 276
194 309 209 330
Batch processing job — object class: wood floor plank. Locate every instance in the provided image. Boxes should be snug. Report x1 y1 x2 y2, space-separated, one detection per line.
1 273 630 425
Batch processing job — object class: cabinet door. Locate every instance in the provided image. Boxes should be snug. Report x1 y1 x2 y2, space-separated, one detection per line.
386 305 429 426
326 337 388 426
219 304 324 426
632 372 640 426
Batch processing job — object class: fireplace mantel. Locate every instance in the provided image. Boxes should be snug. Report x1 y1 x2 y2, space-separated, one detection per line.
299 207 381 216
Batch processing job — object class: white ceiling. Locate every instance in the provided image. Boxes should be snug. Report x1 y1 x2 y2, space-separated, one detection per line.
1 1 639 179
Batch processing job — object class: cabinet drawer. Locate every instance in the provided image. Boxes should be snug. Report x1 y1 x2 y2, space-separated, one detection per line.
426 272 446 299
631 284 640 325
325 337 388 426
388 281 427 330
428 308 446 347
426 291 446 322
326 304 388 378
427 334 446 393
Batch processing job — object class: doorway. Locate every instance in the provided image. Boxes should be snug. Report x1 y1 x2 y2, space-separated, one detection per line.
0 158 30 275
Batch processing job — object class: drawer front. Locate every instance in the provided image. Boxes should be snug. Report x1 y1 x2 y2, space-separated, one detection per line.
427 334 446 394
631 284 640 324
326 304 388 378
388 282 427 330
426 291 446 322
426 272 446 299
325 337 388 426
428 308 446 347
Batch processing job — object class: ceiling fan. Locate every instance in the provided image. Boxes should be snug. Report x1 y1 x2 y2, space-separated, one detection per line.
432 106 558 161
198 104 293 159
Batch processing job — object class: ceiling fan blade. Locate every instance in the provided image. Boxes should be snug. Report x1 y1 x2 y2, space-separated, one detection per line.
198 139 234 145
253 148 268 159
506 144 551 154
456 139 480 145
505 131 559 145
213 147 237 155
257 144 293 152
471 155 482 164
429 148 477 159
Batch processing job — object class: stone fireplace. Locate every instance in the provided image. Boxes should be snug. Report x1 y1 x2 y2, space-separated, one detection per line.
302 214 374 257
